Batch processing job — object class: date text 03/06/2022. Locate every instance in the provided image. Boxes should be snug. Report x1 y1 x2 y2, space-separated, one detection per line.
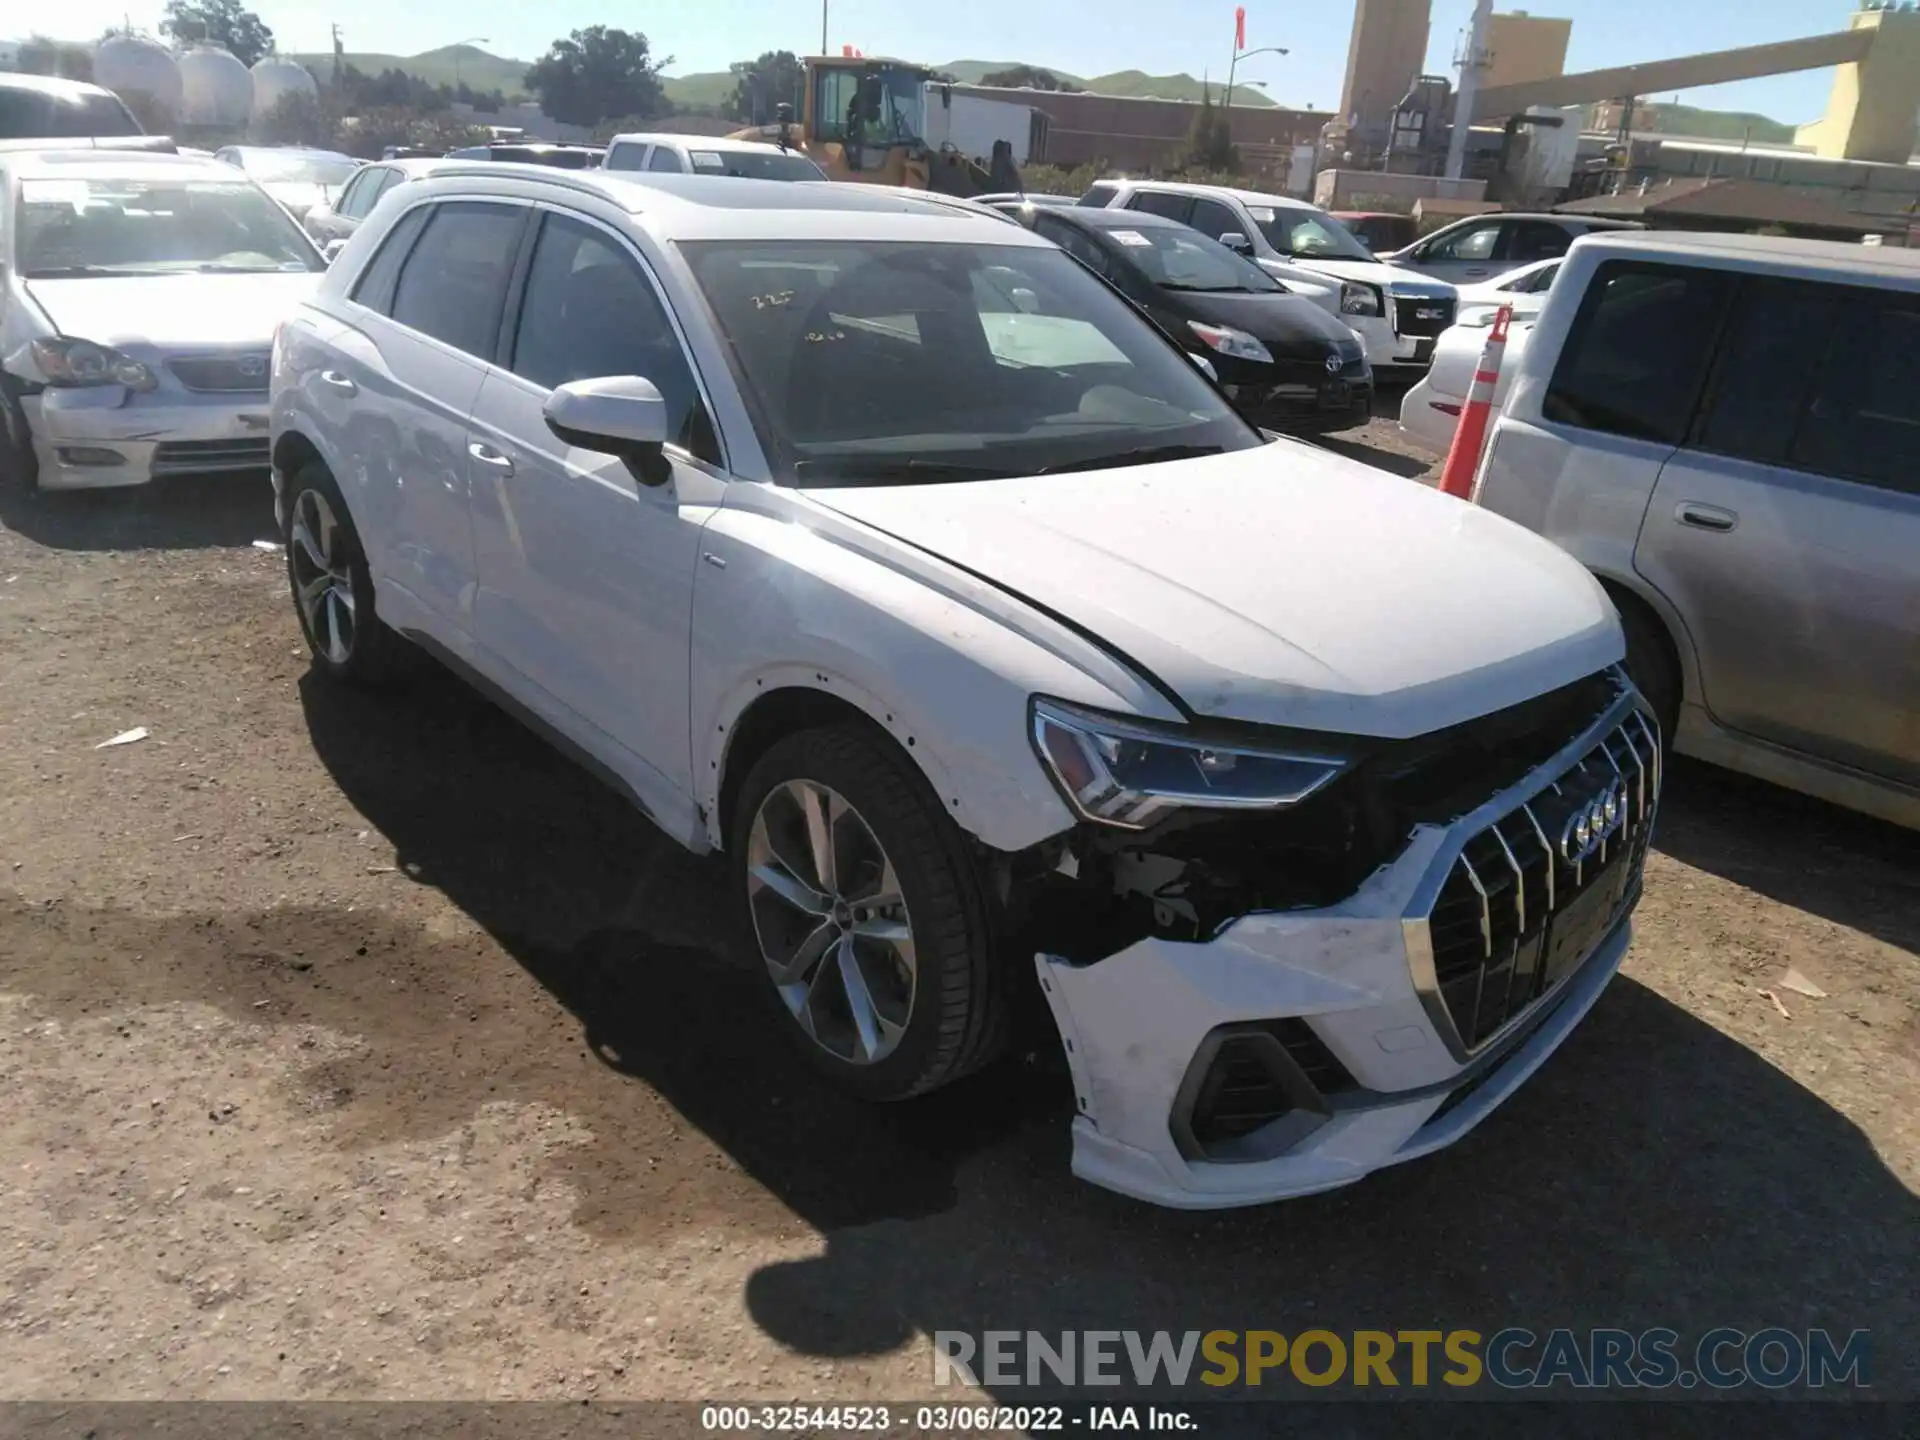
700 1405 1195 1432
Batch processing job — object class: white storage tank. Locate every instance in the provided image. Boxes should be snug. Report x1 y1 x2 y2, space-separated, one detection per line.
96 35 184 115
250 56 317 117
179 45 253 127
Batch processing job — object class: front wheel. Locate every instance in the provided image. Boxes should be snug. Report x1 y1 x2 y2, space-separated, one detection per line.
731 723 1006 1102
0 377 39 498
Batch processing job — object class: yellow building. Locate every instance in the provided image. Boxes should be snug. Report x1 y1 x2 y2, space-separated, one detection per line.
1338 0 1431 138
1795 5 1920 162
1483 11 1574 90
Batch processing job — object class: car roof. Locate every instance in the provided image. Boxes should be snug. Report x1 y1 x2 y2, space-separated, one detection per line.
1433 211 1637 227
408 165 1055 244
1046 207 1190 232
1575 228 1920 283
1 149 241 182
609 132 794 156
1107 178 1321 213
225 145 355 160
0 73 117 100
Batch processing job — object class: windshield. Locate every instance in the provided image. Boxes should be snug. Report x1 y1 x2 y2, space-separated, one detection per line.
17 178 324 277
683 240 1261 485
1247 206 1377 263
234 151 360 187
688 148 824 181
1107 226 1281 293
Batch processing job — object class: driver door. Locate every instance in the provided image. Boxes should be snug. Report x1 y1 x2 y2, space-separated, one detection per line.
465 209 728 812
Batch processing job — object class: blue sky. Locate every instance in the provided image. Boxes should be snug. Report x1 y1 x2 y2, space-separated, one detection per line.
39 0 1857 124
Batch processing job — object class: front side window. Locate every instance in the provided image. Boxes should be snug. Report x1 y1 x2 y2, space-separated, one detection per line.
387 201 525 358
509 214 716 462
812 68 858 144
16 177 322 276
1126 190 1192 222
1187 198 1242 244
1249 206 1376 261
682 239 1261 484
1077 181 1121 208
1034 217 1110 276
646 146 683 172
1543 260 1732 444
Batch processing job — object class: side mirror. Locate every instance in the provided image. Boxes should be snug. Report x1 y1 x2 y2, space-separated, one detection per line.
1188 351 1218 382
1218 231 1253 255
543 375 673 485
321 239 347 265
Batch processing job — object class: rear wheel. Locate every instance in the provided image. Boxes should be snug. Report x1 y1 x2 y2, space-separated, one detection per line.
1616 596 1679 750
284 461 397 686
731 723 1006 1101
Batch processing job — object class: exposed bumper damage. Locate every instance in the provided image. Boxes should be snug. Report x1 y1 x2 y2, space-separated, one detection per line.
1029 677 1659 1209
23 386 272 491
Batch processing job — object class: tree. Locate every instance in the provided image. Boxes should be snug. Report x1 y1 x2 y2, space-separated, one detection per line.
13 35 95 82
525 27 671 129
978 64 1079 92
160 0 275 66
725 50 803 125
253 89 330 146
1184 88 1236 172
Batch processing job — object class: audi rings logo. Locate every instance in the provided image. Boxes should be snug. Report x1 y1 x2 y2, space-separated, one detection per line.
1559 780 1628 864
237 355 268 378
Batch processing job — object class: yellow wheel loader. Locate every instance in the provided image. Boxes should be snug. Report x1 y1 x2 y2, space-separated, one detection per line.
726 55 1013 197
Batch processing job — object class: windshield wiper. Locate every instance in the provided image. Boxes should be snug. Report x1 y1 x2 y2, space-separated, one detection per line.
23 265 118 277
1034 443 1227 475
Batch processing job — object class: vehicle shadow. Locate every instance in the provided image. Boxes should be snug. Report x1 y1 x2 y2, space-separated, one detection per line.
1654 757 1919 958
1314 434 1434 480
0 472 277 552
283 657 1919 1396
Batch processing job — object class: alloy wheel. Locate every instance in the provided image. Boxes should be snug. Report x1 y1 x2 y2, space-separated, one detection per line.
289 488 356 665
745 779 917 1066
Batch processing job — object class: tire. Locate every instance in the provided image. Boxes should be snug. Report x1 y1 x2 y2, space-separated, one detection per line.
0 376 40 498
1617 596 1678 750
283 460 398 686
730 722 1006 1102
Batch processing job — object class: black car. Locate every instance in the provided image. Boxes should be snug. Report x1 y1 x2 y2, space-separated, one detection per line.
988 202 1372 434
444 143 607 169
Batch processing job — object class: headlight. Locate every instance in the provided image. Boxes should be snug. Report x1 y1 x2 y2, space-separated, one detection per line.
1339 281 1384 317
1030 698 1348 829
1187 320 1273 364
30 338 157 392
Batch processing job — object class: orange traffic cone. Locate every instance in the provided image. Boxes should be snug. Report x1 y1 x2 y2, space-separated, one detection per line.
1434 304 1513 501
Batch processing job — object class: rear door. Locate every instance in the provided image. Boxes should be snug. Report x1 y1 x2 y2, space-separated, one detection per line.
328 198 529 633
1636 276 1920 784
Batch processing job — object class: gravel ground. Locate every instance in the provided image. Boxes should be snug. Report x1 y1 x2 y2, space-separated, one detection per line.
0 411 1914 1407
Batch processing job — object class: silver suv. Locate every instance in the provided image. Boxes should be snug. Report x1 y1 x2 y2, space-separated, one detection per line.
1474 231 1920 831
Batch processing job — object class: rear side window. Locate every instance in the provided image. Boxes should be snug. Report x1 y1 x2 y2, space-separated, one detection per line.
389 202 526 358
1543 261 1731 444
604 143 644 171
1509 220 1574 263
1188 198 1241 245
1694 279 1840 466
1792 299 1920 495
1127 191 1193 222
349 205 431 312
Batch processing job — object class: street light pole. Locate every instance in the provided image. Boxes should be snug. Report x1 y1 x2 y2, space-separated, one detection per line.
449 35 489 90
821 1 828 55
1226 45 1288 109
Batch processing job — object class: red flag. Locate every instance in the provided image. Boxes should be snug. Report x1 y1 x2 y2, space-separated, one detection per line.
1235 6 1246 50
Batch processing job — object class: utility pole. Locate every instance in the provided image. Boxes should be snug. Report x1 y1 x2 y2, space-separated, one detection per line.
820 1 828 56
330 23 344 87
1445 0 1493 180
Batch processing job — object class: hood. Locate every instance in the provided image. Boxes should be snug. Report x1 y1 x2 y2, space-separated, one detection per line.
1291 255 1455 297
25 272 321 351
1169 290 1359 355
262 179 329 216
802 444 1621 739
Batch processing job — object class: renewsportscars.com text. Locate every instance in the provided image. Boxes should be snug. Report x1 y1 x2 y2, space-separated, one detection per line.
932 1328 1871 1391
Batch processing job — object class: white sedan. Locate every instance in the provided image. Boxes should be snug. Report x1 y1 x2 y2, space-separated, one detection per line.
0 148 325 493
272 166 1657 1209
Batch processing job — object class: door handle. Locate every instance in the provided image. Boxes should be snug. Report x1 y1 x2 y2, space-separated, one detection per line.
1675 502 1737 533
467 441 514 475
317 370 356 395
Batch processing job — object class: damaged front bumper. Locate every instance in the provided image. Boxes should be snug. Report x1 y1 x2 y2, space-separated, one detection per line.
1036 690 1659 1210
23 385 273 491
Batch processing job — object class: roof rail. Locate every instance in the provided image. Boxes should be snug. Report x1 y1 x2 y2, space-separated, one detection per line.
421 163 626 202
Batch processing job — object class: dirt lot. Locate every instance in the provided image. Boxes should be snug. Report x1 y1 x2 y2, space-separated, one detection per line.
0 413 1914 1406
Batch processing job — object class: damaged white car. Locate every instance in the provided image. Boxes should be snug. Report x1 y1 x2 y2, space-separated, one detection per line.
272 167 1661 1209
0 149 325 494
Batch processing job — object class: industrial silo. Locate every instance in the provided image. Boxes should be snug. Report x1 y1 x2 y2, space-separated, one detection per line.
250 56 317 117
179 44 253 127
96 35 184 116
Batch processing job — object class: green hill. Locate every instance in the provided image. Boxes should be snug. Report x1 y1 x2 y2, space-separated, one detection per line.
1622 102 1795 144
660 71 736 109
1080 67 1275 107
290 44 530 99
939 59 1089 87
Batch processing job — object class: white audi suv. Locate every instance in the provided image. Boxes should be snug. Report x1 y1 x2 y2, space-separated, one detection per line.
269 166 1660 1209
